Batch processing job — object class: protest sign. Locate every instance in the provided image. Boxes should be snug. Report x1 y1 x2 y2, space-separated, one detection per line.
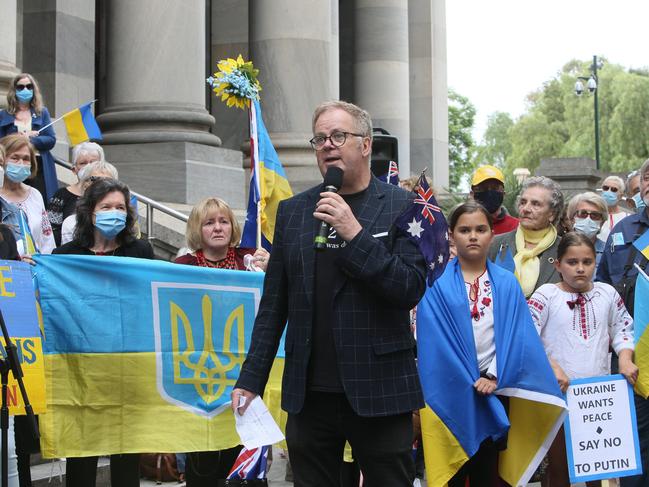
565 374 642 483
0 260 46 414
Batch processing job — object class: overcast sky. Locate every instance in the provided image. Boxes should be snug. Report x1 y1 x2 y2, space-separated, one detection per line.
446 0 649 141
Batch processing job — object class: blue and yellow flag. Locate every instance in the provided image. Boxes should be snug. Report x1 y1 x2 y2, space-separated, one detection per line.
34 255 285 458
240 99 292 250
633 229 649 260
632 269 649 398
62 101 102 146
0 260 46 414
417 259 567 486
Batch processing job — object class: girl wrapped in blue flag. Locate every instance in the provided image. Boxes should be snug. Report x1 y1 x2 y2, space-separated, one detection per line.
417 201 566 487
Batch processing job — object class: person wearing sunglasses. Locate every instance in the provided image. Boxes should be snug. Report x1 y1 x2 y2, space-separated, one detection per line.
597 175 630 244
566 192 607 270
0 73 58 203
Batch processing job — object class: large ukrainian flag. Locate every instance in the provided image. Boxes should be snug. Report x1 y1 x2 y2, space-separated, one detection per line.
240 99 292 250
34 255 284 458
633 270 649 398
417 259 567 486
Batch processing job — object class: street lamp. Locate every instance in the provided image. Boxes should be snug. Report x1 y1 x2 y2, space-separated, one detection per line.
574 55 604 169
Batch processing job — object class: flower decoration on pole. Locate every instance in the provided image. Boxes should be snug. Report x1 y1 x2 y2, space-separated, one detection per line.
206 55 261 109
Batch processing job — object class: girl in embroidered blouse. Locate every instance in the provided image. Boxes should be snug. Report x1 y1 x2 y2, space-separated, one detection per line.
528 231 638 487
446 201 500 485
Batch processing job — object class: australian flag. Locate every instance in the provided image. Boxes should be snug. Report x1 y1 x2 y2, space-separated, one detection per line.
395 173 449 286
379 160 400 186
227 445 269 481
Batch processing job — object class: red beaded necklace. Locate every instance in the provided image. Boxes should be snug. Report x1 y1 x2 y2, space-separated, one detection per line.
195 248 237 269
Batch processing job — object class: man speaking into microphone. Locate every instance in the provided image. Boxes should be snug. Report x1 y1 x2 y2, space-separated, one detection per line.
232 101 427 486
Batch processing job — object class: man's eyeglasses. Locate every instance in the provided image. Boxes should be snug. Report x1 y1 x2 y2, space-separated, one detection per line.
601 185 619 193
15 83 33 91
573 209 604 221
309 131 365 151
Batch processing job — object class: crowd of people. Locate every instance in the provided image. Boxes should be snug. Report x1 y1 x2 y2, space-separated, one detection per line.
0 73 647 487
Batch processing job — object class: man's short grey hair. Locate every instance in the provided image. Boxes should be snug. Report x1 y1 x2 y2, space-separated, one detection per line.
626 170 640 195
78 160 119 181
640 158 649 180
71 142 105 166
519 176 564 222
312 100 373 139
601 175 625 191
566 192 607 220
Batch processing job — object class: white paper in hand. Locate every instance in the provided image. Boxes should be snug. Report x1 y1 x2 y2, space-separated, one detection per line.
234 396 284 449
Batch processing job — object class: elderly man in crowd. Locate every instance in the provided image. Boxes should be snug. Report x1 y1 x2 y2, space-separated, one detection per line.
596 159 649 487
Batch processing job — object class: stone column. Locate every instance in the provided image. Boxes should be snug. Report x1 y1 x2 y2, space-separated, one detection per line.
249 0 337 193
0 0 19 108
210 0 250 152
97 0 244 206
408 0 449 189
21 0 97 163
354 0 411 177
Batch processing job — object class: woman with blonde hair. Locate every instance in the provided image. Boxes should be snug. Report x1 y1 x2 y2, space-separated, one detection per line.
0 134 55 255
174 197 268 486
176 197 269 270
0 73 58 200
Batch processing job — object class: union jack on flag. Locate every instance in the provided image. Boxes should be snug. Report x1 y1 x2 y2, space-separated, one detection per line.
394 172 449 286
227 445 269 480
379 160 400 186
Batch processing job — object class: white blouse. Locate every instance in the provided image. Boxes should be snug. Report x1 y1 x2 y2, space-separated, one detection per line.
465 271 497 377
11 187 56 255
528 282 634 380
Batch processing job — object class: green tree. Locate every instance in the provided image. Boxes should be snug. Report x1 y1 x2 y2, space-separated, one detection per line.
477 58 649 176
448 89 476 191
473 111 514 168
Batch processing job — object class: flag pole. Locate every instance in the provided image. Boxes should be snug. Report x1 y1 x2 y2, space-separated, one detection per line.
37 99 98 134
634 263 649 281
248 100 262 249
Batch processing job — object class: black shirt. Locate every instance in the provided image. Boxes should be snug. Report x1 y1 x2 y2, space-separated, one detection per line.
308 188 368 392
53 238 154 259
47 187 80 246
0 225 20 261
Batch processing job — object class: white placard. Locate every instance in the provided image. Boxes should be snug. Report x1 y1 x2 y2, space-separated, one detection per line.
564 374 642 483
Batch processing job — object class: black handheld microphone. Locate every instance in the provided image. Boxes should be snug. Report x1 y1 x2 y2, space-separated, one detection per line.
314 166 344 250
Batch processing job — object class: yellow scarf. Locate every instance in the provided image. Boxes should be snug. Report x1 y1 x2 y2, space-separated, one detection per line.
514 225 557 297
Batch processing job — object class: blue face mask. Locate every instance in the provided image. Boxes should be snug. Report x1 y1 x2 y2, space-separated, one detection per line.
601 190 618 207
633 192 646 212
16 88 33 104
94 210 127 239
5 163 31 183
573 217 601 239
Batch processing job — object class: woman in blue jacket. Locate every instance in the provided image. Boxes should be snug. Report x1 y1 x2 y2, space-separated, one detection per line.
0 73 58 201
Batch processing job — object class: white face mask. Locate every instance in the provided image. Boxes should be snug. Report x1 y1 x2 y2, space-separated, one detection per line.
573 217 601 238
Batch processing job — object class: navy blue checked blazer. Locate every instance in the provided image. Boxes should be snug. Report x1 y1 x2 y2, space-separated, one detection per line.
236 176 427 417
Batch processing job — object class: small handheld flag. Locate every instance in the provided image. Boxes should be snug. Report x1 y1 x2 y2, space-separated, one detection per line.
378 160 399 186
62 101 102 146
227 445 269 480
633 230 649 260
395 172 449 285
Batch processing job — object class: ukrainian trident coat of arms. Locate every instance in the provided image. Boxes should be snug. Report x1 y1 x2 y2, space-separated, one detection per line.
151 282 260 417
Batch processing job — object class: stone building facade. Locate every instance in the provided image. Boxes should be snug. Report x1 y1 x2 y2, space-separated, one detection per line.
0 0 449 208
